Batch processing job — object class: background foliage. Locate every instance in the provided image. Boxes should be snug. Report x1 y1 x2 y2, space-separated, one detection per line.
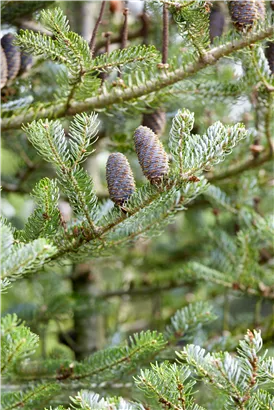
1 1 274 409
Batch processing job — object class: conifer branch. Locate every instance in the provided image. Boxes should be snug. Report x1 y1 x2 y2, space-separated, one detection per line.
89 0 106 56
2 25 273 131
207 148 273 182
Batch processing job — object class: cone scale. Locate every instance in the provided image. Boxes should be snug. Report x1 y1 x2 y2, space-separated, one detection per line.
1 46 8 89
228 1 265 32
106 153 136 206
1 33 21 81
134 126 169 184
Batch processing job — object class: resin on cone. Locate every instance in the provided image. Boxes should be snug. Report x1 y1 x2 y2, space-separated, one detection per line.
134 126 169 184
106 153 136 206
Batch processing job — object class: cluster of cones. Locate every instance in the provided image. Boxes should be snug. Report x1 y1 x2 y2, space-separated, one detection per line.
106 115 169 207
1 33 32 89
211 1 273 72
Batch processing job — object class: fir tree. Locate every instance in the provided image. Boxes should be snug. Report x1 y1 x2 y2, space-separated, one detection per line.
1 1 273 409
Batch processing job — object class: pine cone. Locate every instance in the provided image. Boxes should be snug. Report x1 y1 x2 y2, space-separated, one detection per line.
265 41 274 74
209 4 225 43
271 1 274 11
106 153 136 206
142 109 166 136
20 52 33 74
1 46 8 89
228 1 265 32
1 33 21 80
134 126 169 184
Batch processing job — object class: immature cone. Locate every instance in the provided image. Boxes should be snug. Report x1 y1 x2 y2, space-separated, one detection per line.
142 109 166 137
1 33 21 80
106 153 136 206
265 42 274 74
1 46 8 89
228 1 265 32
134 126 169 184
209 4 225 43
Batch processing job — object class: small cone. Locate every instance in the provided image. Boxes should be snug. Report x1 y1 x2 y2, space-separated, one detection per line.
106 153 136 206
134 126 169 184
228 1 265 32
1 46 8 89
142 110 166 136
1 33 21 80
209 4 225 43
265 42 274 74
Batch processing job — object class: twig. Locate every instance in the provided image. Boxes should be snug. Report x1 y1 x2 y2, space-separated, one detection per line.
118 6 129 78
101 31 112 83
207 149 273 182
104 31 111 55
98 279 274 300
95 27 144 52
2 25 273 130
162 2 169 64
89 0 106 56
140 12 150 45
121 7 129 50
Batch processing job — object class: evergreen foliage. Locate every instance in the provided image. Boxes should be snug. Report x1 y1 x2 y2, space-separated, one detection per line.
1 1 274 409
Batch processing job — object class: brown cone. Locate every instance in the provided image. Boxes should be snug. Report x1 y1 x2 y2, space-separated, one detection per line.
134 126 169 184
142 109 166 136
1 46 8 89
265 41 274 74
106 153 136 206
1 33 21 81
209 4 225 43
228 1 265 32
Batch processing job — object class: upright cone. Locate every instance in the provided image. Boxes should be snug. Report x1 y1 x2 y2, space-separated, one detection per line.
134 126 169 184
228 1 265 32
1 46 8 89
1 33 21 80
209 3 225 43
265 42 274 74
142 109 166 137
106 153 136 206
